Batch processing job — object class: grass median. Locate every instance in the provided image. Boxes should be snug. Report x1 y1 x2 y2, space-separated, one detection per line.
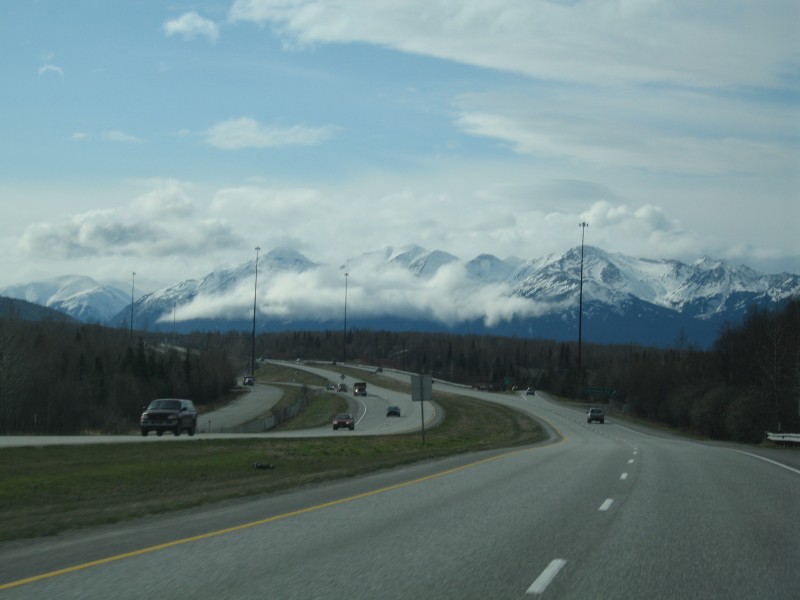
0 392 544 542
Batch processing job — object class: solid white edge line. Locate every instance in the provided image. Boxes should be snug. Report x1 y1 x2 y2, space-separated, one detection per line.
731 449 800 476
599 498 614 511
527 559 567 595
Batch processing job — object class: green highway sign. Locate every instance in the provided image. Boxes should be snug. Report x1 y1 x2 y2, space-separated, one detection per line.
587 387 616 396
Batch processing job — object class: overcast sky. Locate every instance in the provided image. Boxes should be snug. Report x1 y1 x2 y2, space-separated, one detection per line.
2 0 798 292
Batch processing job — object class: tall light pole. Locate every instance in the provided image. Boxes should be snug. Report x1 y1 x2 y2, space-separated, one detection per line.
342 272 349 364
251 246 260 379
130 271 136 339
578 222 589 397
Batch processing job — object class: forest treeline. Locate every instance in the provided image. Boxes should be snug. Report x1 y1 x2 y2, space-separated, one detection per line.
1 300 798 441
258 299 800 443
0 321 237 434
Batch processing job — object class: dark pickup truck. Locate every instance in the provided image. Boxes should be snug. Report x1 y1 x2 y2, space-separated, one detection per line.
141 398 198 436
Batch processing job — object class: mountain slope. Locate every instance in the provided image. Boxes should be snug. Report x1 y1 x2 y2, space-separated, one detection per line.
12 246 799 348
1 275 131 323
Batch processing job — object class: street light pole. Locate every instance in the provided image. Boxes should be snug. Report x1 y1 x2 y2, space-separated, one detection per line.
578 222 589 397
342 272 349 364
252 247 260 379
130 271 136 339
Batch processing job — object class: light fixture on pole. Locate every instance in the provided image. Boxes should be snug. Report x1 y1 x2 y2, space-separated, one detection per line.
578 222 588 397
251 246 260 379
342 272 349 364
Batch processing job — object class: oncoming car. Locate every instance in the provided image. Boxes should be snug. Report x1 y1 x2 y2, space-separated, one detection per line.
386 406 401 417
141 398 198 436
332 413 355 430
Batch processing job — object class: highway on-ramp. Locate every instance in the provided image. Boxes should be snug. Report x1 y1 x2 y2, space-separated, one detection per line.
1 382 799 598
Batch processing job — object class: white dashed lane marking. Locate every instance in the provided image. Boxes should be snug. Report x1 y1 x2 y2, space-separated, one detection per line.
599 498 614 511
527 559 567 595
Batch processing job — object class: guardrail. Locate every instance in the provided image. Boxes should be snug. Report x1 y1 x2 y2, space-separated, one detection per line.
766 432 800 446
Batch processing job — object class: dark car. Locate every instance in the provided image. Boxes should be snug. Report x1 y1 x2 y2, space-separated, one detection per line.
333 413 355 430
526 387 536 396
141 398 198 436
587 407 605 424
243 376 254 386
386 405 401 417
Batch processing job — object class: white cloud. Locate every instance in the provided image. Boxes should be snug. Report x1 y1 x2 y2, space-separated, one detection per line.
102 130 144 144
204 117 339 149
17 180 242 261
211 185 322 217
172 255 556 328
131 178 196 217
227 0 798 89
163 11 219 42
453 87 799 175
37 64 64 78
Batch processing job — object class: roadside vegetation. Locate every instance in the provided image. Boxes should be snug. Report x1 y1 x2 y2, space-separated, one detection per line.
0 321 236 434
0 393 543 542
0 299 797 440
261 301 800 442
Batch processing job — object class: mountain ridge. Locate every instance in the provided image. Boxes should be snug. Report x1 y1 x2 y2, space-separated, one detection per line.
3 246 798 348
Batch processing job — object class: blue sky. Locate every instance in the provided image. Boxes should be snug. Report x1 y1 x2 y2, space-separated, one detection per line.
2 0 798 291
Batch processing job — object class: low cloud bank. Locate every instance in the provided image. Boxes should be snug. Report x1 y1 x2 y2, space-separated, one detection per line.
167 261 560 328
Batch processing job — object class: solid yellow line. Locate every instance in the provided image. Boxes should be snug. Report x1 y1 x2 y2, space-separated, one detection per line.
0 444 543 591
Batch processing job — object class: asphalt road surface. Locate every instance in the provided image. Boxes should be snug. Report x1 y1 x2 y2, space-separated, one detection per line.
1 382 799 598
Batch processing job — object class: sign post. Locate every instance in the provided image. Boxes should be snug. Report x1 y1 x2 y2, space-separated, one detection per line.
411 373 432 445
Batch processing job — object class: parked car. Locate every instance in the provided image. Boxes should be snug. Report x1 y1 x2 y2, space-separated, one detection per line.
386 406 401 417
333 413 355 430
141 398 198 436
587 407 605 424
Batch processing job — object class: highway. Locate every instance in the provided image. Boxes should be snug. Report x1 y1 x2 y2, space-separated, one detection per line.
1 376 799 598
0 363 437 447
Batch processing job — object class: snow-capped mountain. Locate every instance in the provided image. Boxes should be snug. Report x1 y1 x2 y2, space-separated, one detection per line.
0 275 132 323
121 248 319 331
502 246 800 345
511 246 790 317
344 245 459 279
8 246 799 348
387 245 460 279
466 254 523 283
